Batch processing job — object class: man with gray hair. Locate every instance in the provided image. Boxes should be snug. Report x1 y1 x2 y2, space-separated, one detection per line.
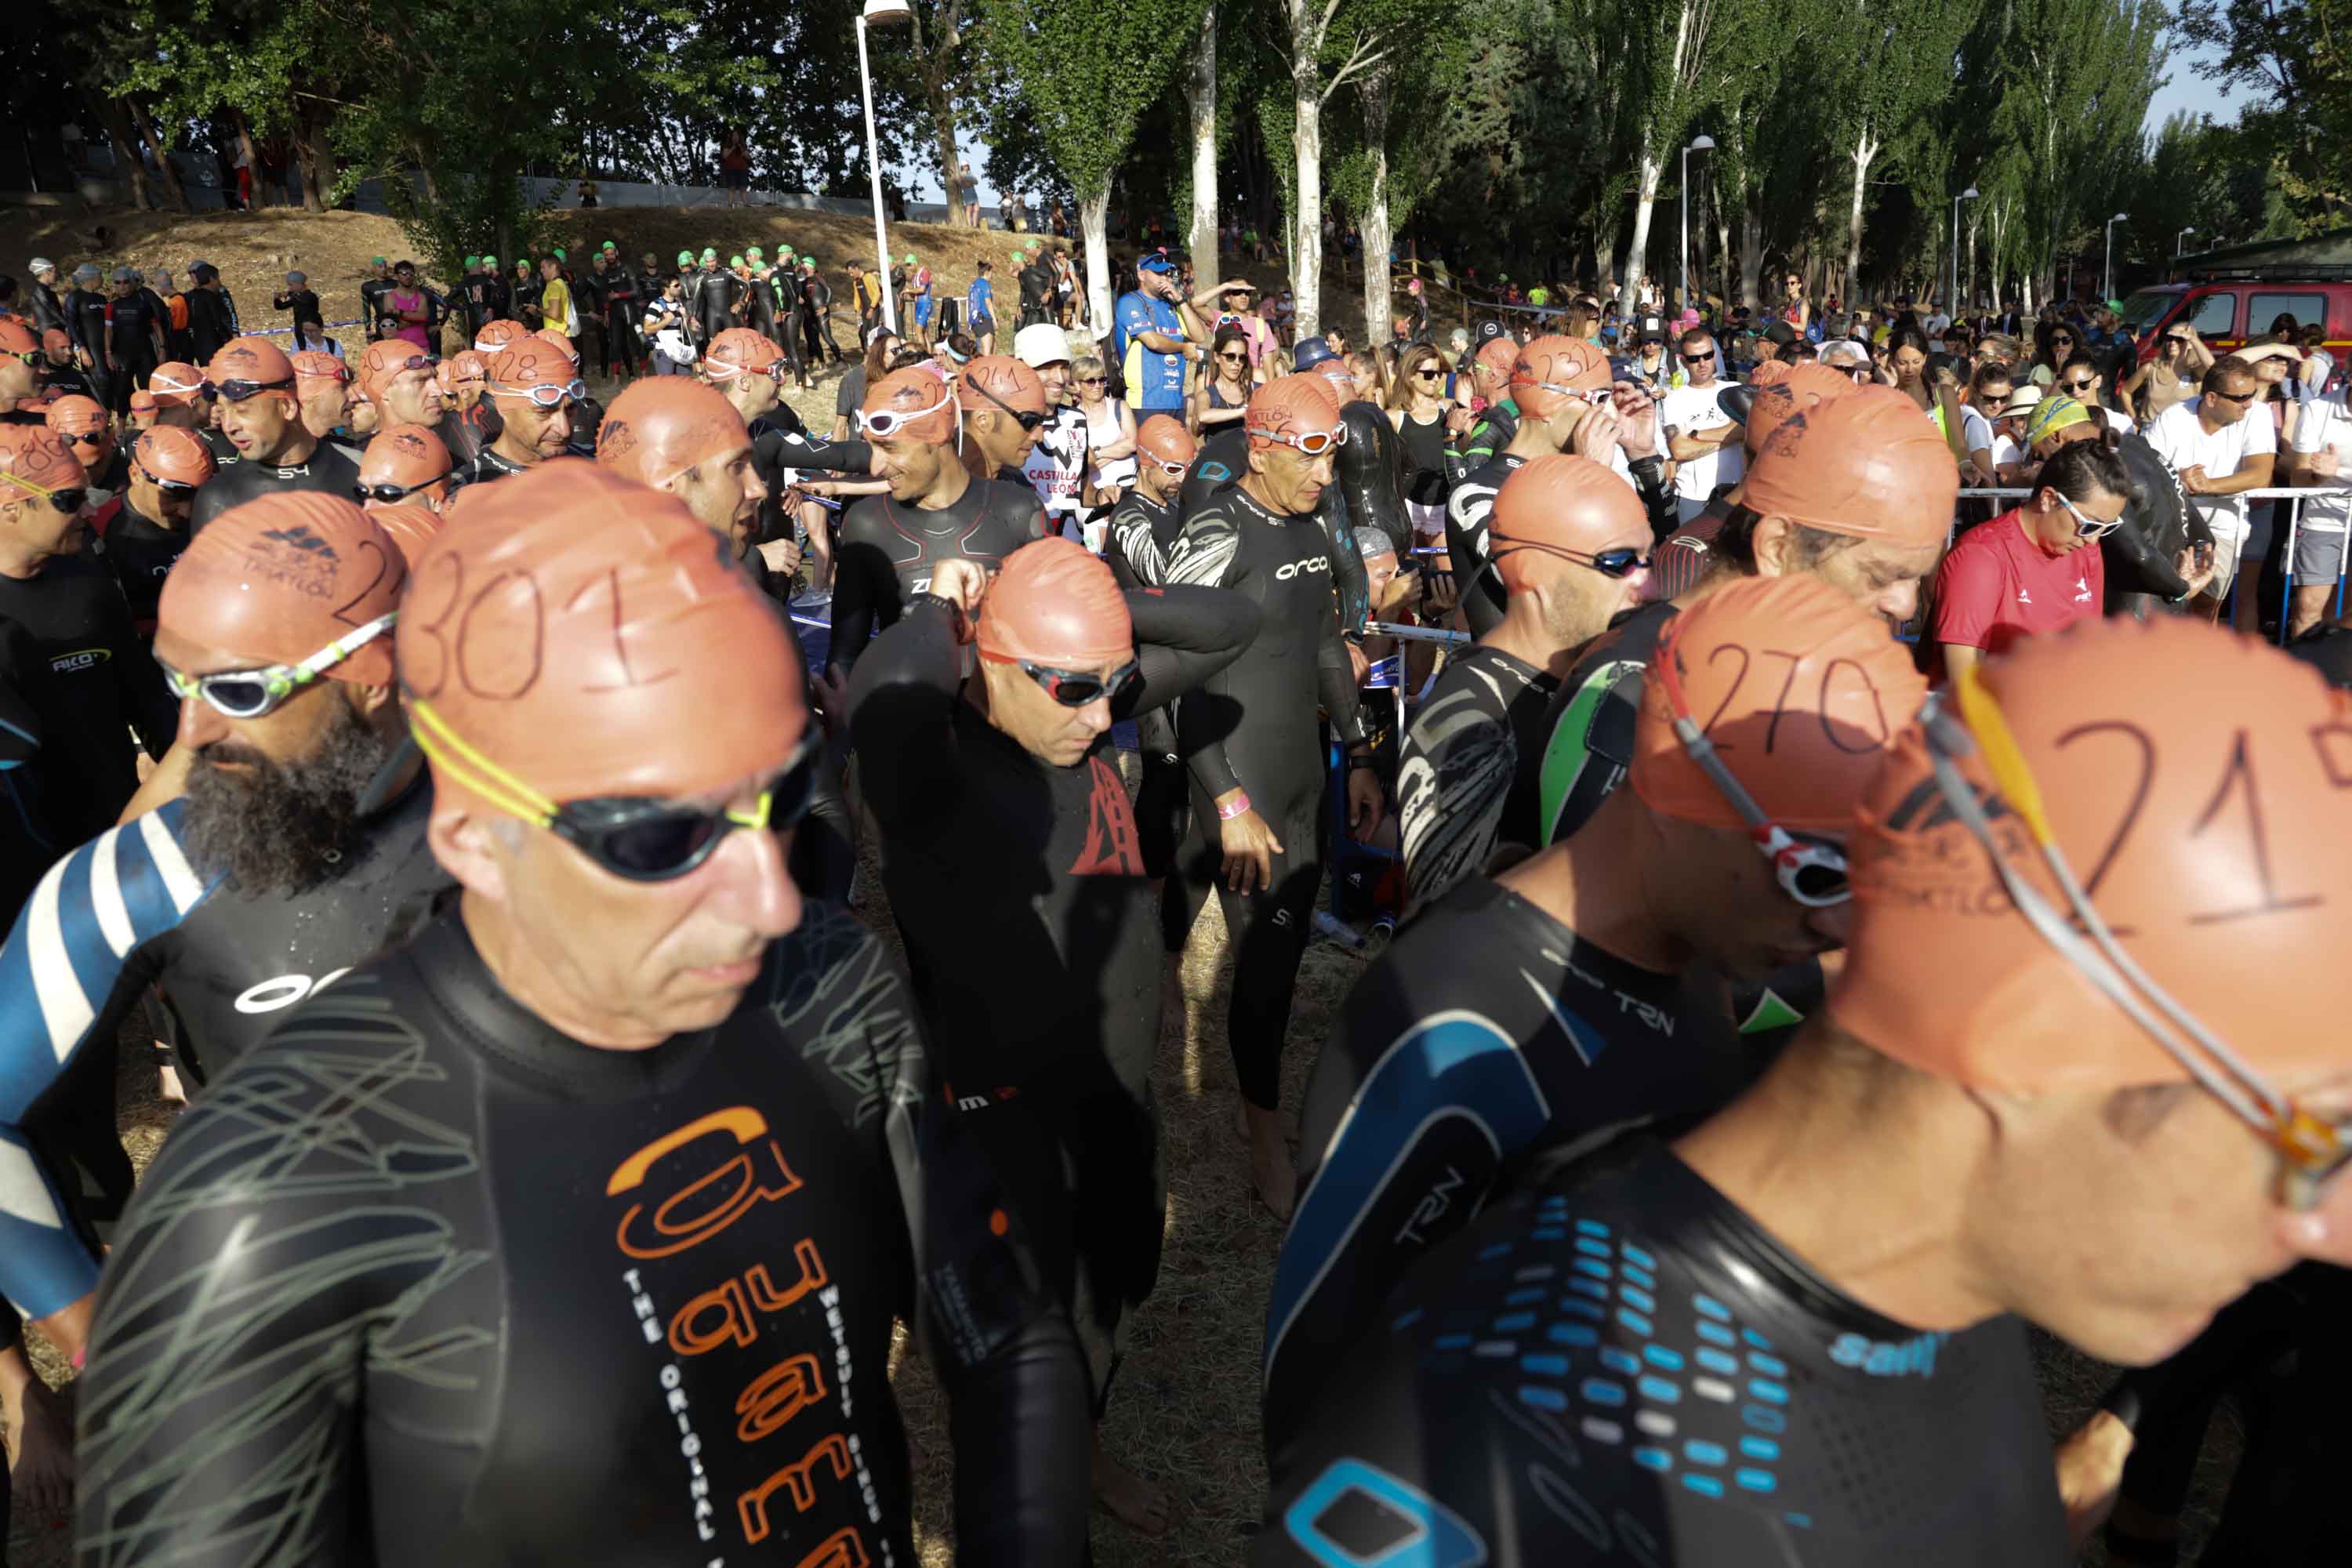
1820 335 1874 382
25 258 67 339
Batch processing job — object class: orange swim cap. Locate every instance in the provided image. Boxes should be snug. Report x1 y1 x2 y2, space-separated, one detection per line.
859 365 958 445
1741 383 1956 550
205 337 296 398
159 493 406 684
962 354 1047 418
535 328 579 365
128 390 160 418
0 423 87 497
131 426 216 488
977 536 1133 668
1472 336 1521 376
1511 336 1611 419
1834 616 2352 1092
1740 362 1853 454
474 319 528 354
596 378 750 490
397 460 805 811
437 350 488 394
1747 359 1795 390
369 503 442 571
359 423 453 495
702 328 784 382
1136 416 1198 470
43 394 108 439
1632 572 1926 834
290 350 350 387
1245 373 1345 452
357 339 434 399
1488 454 1650 593
147 362 204 406
0 321 35 357
487 339 578 403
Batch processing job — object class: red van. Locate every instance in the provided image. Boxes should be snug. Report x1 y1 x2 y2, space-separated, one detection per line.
2122 270 2352 364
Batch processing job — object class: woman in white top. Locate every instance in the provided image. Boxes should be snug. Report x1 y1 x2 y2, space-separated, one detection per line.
1075 352 1138 508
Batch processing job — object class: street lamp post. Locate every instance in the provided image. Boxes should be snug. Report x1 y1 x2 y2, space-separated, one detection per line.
1679 135 1714 315
2103 211 2129 303
1952 187 1980 318
2176 226 2197 259
856 0 912 334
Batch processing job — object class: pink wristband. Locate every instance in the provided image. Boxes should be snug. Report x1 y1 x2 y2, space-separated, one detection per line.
1216 793 1252 822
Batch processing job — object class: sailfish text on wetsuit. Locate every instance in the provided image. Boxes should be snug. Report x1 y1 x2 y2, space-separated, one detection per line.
606 1106 887 1568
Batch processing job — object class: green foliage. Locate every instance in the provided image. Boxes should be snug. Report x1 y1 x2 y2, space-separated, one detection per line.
976 0 1204 199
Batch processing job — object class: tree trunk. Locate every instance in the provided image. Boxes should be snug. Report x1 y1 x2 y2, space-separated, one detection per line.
125 96 189 212
295 100 336 212
94 96 153 211
1290 66 1324 339
1082 187 1115 346
1185 5 1218 263
1357 71 1394 345
1738 198 1764 310
1619 147 1664 318
924 75 964 227
1965 215 1980 311
1844 128 1878 295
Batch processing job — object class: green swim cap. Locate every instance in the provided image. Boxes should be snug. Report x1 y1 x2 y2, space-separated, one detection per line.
463 255 481 269
552 248 566 260
371 255 387 266
483 254 499 267
603 240 618 252
678 250 695 265
701 247 718 260
746 245 764 258
902 252 914 264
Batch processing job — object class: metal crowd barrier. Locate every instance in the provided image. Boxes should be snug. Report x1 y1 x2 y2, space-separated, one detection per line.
1956 486 2346 645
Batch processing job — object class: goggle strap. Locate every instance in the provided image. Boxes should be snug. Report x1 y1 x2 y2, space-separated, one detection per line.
295 611 399 682
406 696 561 827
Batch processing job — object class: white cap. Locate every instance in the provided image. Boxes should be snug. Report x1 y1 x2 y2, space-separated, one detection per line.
1014 323 1071 368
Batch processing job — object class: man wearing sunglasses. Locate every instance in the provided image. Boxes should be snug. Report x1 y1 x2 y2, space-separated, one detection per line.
1398 453 1653 913
827 365 1047 681
1115 250 1210 423
352 419 457 522
0 494 424 1373
0 320 56 424
458 336 582 487
1932 440 2130 684
89 425 215 636
43 393 126 501
2145 358 2276 612
76 463 1093 1566
1266 575 1923 1476
187 337 364 533
850 536 1256 1535
1660 327 1741 525
1163 375 1381 1218
0 423 175 844
958 351 1051 482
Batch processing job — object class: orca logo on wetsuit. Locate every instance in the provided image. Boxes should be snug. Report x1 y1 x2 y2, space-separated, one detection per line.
233 967 354 1014
1273 556 1331 582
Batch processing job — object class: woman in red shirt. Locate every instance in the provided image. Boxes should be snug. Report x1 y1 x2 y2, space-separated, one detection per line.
1932 441 2132 684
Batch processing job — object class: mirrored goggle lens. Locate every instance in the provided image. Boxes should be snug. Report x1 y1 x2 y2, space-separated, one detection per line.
1787 859 1851 906
206 376 293 402
45 488 88 514
1036 659 1141 707
172 671 275 717
353 481 433 503
572 746 821 880
1587 549 1650 579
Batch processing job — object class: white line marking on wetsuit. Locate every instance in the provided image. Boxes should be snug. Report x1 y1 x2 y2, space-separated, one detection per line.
137 806 206 914
27 855 93 1065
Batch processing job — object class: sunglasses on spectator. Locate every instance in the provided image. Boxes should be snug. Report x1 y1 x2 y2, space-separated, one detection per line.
411 699 821 883
1490 532 1650 580
857 387 956 438
1247 423 1346 456
2052 490 2122 540
205 375 295 402
492 378 587 408
979 649 1140 707
968 379 1045 432
1217 352 1249 365
1679 351 1713 364
162 612 397 720
352 477 445 504
2061 377 2098 394
2209 387 2257 405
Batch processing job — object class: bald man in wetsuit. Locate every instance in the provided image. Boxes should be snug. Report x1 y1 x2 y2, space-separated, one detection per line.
76 463 1091 1566
826 365 1046 682
1164 375 1384 1218
849 537 1256 1534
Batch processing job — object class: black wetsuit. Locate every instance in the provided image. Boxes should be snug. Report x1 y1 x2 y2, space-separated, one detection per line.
459 444 536 488
0 554 175 840
436 402 499 467
75 901 1091 1566
1258 1138 2071 1566
691 267 739 346
88 495 188 634
0 777 445 1322
359 276 394 334
197 426 238 469
1106 487 1194 878
600 267 641 376
27 279 67 339
826 476 1046 677
1396 644 1559 909
1163 481 1367 1111
749 408 869 561
1181 425 1375 637
187 441 364 533
186 285 237 366
0 616 63 921
1261 878 1753 1469
1452 397 1518 482
848 585 1256 1396
107 289 168 413
67 285 112 404
1333 400 1413 558
38 360 100 405
1446 451 1528 637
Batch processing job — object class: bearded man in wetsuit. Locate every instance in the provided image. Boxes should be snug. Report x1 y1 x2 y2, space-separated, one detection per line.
1447 335 1668 637
1398 454 1653 911
1265 573 1922 1467
89 425 215 636
76 462 1093 1566
1162 375 1383 1217
187 338 363 532
1 494 423 1385
826 365 1047 682
459 335 580 486
850 536 1257 1536
31 325 99 408
959 351 1049 482
1261 613 2352 1568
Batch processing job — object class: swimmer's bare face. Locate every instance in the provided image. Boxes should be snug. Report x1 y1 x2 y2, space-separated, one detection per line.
667 445 768 554
982 652 1120 768
871 430 955 502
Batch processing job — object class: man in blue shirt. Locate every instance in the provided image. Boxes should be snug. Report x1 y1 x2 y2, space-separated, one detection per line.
967 260 998 354
1115 249 1215 418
